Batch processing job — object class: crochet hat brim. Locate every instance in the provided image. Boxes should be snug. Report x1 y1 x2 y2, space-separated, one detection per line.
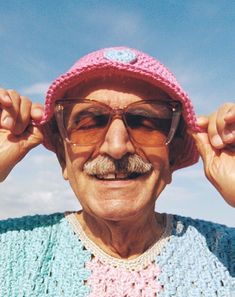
35 47 200 170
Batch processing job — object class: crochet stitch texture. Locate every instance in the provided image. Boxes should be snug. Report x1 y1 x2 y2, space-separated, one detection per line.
37 47 200 170
0 213 234 296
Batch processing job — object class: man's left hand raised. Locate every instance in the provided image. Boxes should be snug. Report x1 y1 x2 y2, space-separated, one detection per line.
190 103 235 207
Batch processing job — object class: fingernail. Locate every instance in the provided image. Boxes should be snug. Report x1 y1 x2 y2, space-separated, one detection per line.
3 95 11 104
196 117 204 125
223 129 234 141
211 135 223 147
32 108 43 118
2 117 14 129
196 116 208 128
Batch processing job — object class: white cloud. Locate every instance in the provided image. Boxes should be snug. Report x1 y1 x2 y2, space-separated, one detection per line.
21 82 50 96
175 165 204 180
0 179 80 219
0 151 81 220
157 180 235 227
30 154 58 166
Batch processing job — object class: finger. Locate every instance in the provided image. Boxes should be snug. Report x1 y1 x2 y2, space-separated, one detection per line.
0 89 13 107
4 126 44 176
196 116 209 130
13 96 32 135
0 90 20 130
217 103 235 145
207 111 224 149
189 131 212 164
30 103 44 121
221 122 235 145
224 104 235 124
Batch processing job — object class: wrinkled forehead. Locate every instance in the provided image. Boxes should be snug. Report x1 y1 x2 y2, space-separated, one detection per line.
64 75 172 101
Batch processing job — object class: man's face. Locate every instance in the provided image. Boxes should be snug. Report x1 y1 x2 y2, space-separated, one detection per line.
59 77 173 221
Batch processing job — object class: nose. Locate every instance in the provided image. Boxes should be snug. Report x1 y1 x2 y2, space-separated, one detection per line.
99 118 136 159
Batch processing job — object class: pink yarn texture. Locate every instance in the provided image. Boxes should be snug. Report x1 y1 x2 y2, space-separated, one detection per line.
86 257 162 297
35 47 200 170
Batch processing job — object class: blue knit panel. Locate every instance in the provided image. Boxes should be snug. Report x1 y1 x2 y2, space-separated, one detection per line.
46 217 91 296
156 215 235 297
0 213 91 297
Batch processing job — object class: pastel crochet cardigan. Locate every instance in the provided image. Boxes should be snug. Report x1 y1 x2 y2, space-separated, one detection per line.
0 212 234 297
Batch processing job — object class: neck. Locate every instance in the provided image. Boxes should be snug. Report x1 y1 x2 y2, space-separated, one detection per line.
76 209 165 259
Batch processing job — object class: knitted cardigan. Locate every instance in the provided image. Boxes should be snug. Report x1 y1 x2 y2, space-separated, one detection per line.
0 212 234 297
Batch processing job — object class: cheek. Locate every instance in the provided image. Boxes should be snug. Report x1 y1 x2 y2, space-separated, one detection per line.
138 146 170 170
64 145 95 187
65 144 97 170
139 146 172 184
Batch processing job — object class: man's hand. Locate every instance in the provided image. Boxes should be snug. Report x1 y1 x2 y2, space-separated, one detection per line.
0 89 44 181
190 103 235 207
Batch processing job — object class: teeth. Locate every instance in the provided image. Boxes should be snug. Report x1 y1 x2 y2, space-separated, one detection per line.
116 173 129 179
95 173 130 180
95 172 142 180
96 173 116 180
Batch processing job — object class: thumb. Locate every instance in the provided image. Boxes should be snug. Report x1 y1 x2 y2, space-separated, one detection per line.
21 125 44 152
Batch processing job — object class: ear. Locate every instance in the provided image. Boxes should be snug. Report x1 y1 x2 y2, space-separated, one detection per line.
53 135 68 180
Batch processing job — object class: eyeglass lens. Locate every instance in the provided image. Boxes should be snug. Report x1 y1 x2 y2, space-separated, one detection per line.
57 100 177 147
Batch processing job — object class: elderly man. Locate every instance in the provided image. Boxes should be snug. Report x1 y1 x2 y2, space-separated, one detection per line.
0 47 234 296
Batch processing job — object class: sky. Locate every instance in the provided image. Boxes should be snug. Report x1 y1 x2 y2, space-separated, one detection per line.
0 0 235 226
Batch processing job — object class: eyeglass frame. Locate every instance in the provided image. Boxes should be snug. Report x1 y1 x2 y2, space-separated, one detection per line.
54 98 182 147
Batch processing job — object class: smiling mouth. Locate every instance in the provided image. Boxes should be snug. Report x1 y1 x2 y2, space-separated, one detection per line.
94 172 143 181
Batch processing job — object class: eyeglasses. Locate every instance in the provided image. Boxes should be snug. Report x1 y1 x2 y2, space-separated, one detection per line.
54 98 182 147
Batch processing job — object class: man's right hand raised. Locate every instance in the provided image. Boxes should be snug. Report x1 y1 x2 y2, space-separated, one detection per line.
0 89 44 182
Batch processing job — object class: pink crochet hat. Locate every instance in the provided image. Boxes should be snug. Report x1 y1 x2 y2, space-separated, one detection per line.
36 46 200 170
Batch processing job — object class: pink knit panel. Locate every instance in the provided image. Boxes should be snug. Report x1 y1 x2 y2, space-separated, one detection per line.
86 257 162 297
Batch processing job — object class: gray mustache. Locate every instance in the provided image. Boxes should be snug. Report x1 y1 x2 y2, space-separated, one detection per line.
84 154 152 176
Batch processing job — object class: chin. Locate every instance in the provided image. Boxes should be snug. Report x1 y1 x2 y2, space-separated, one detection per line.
89 200 146 222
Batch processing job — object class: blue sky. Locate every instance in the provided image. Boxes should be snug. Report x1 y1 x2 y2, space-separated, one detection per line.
0 1 235 226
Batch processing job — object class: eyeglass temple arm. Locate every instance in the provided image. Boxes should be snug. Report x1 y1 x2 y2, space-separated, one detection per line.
165 107 182 145
55 105 71 143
